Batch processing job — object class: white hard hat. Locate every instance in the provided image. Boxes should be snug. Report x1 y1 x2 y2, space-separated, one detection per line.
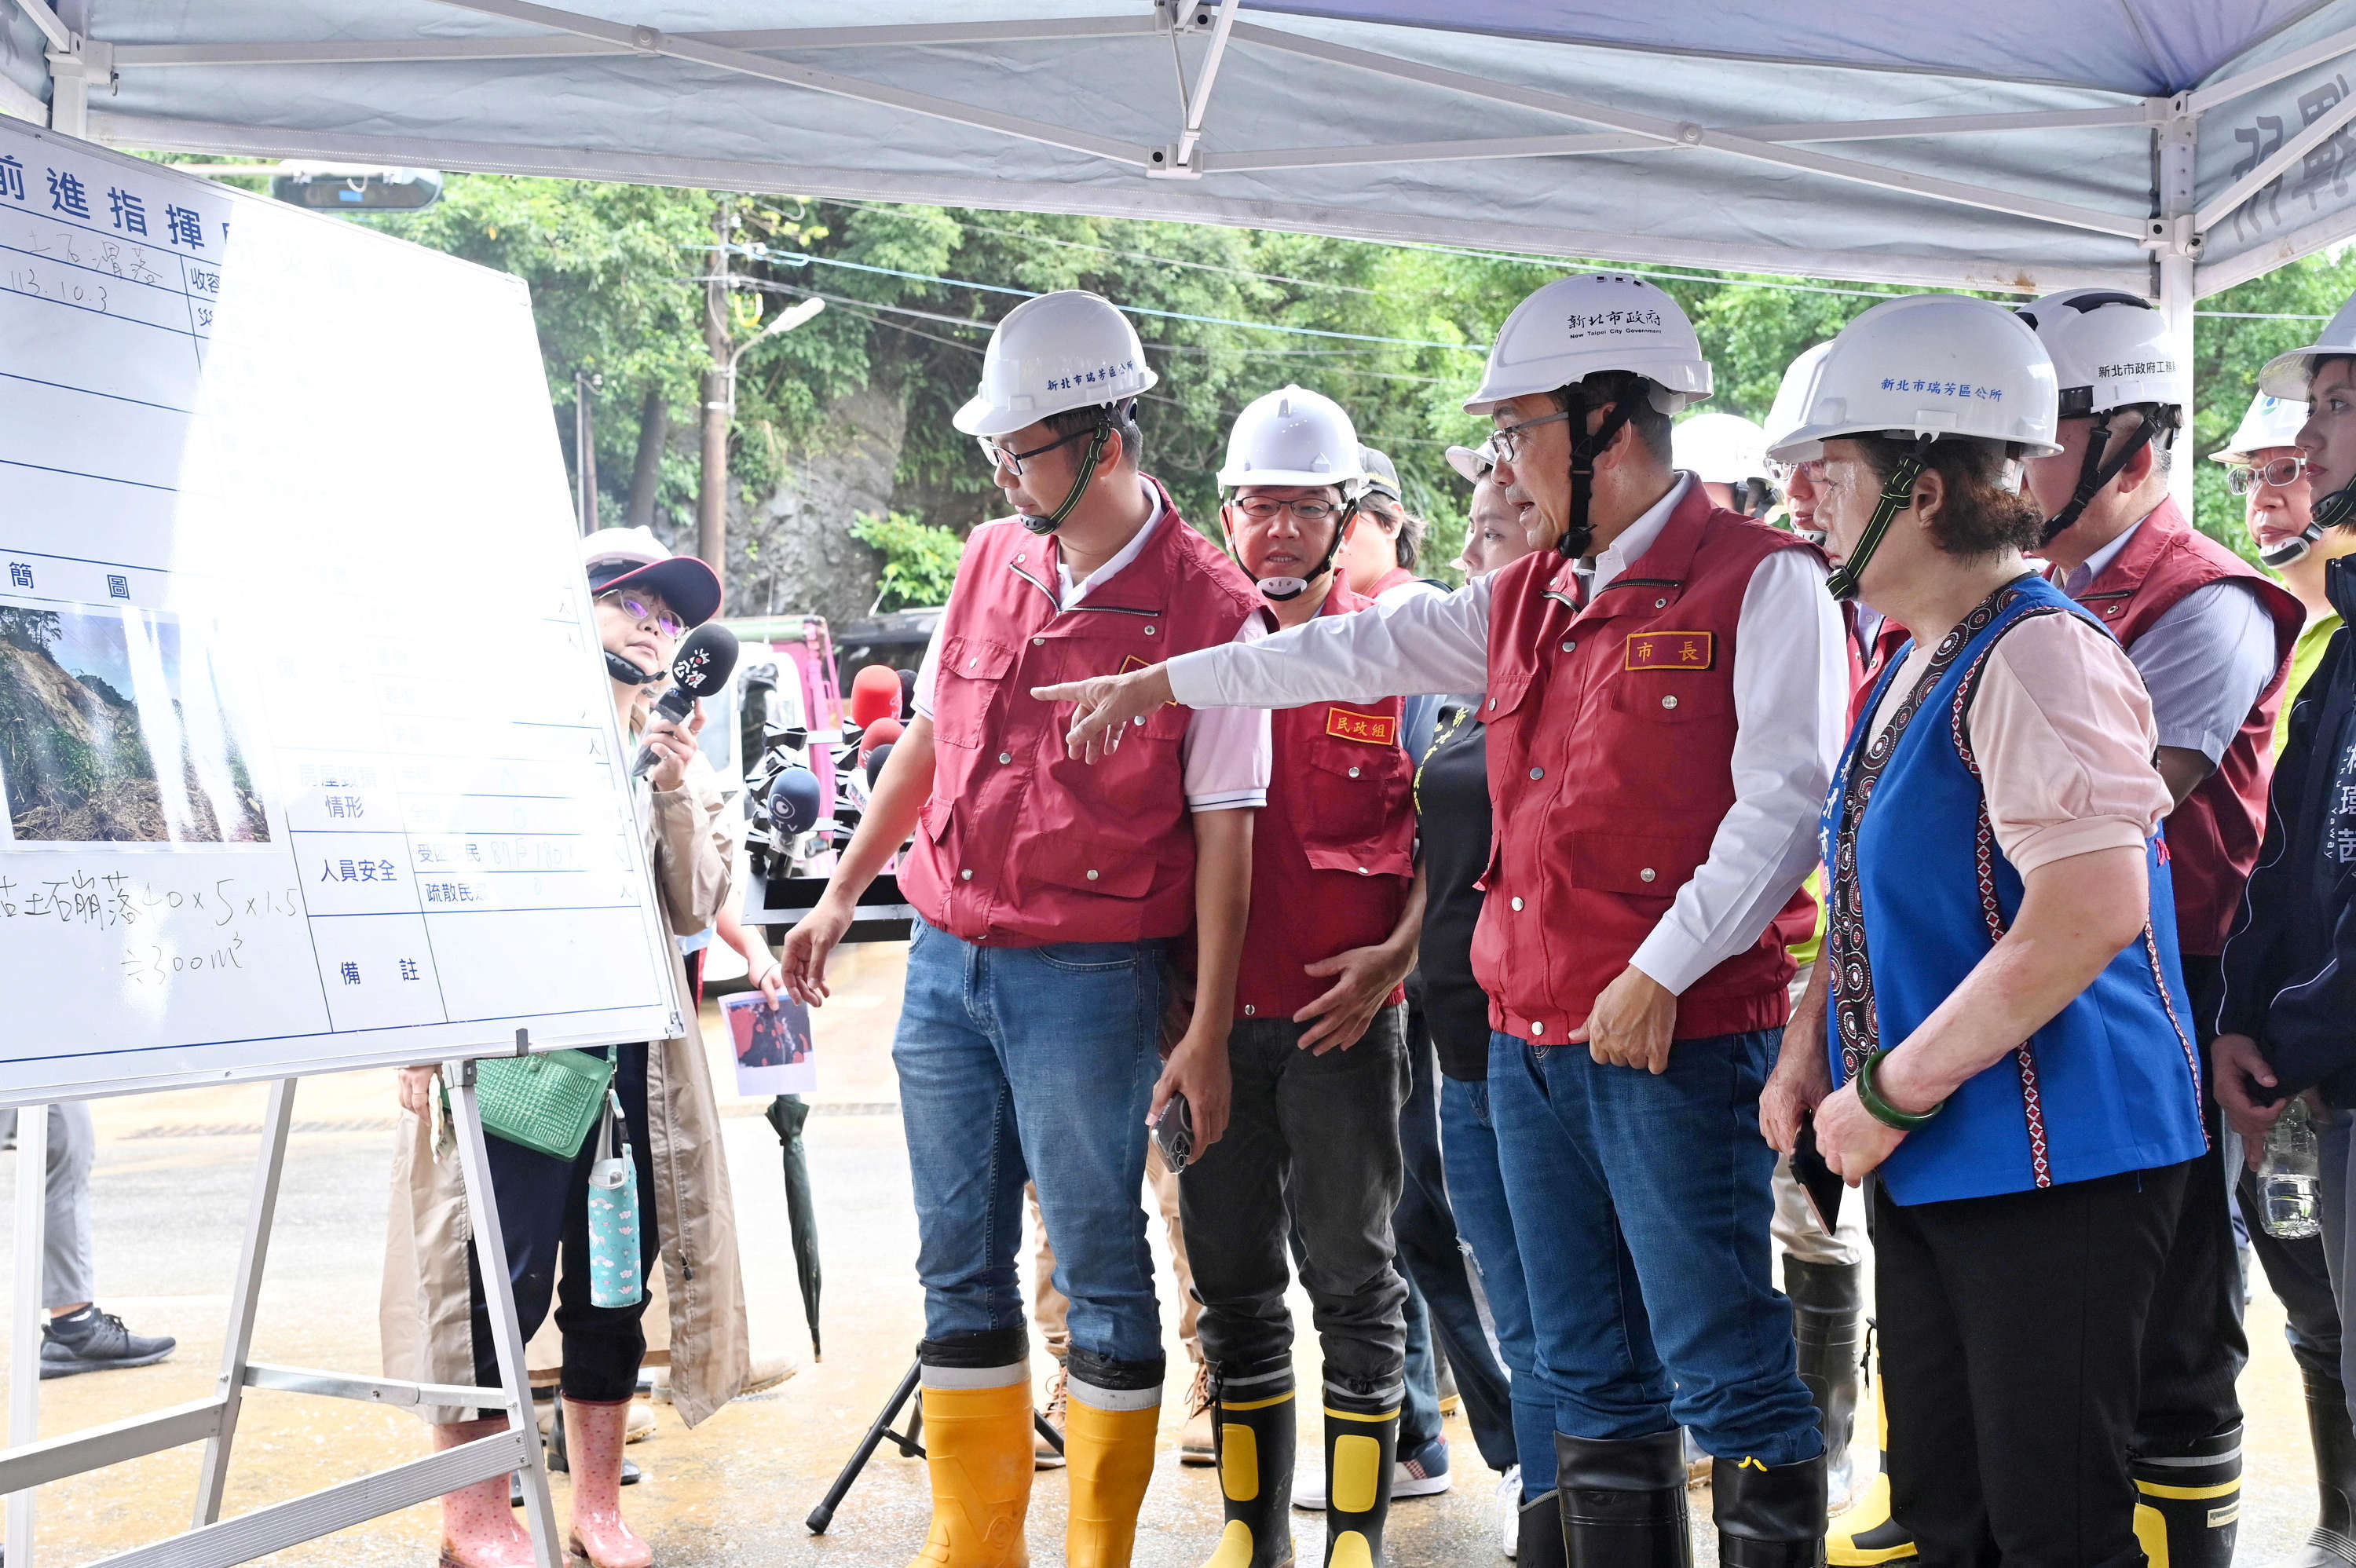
1357 444 1402 500
1673 411 1770 485
1464 273 1711 417
1445 440 1495 484
2015 288 2188 418
1764 294 2062 462
2212 390 2310 464
2261 291 2356 400
953 290 1158 438
1763 342 1832 456
1217 386 1365 489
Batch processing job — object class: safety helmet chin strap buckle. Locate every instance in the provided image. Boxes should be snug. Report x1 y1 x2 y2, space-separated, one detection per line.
2316 473 2356 531
1019 402 1126 537
605 649 664 685
1555 389 1636 561
2040 404 2177 548
1242 496 1362 603
1824 435 1937 604
2260 524 2325 569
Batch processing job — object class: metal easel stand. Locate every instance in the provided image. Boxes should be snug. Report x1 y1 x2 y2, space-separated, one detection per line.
0 1058 559 1568
804 1355 1063 1535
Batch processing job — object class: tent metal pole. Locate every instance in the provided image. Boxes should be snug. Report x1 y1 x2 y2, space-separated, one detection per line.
111 16 1163 70
8 0 66 53
1170 0 1239 171
2157 98 2199 518
2194 89 2356 233
2185 23 2356 116
1227 22 2147 238
423 0 1155 166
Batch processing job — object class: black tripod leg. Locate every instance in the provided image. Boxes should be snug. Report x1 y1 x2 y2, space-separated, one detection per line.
807 1358 925 1533
1034 1408 1063 1459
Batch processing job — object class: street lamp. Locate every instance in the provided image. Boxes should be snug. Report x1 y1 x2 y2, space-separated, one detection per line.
696 265 826 570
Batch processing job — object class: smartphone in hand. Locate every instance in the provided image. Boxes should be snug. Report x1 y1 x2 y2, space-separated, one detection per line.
1153 1094 1195 1175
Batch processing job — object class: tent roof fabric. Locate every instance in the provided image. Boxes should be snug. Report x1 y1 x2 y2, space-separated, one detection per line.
10 1 2356 296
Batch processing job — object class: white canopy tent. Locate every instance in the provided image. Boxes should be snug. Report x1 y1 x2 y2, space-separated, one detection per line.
13 0 2356 471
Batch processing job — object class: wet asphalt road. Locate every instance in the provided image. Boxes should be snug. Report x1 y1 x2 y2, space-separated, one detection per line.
0 940 2326 1565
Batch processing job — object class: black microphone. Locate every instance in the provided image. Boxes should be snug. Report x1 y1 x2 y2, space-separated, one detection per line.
632 624 739 777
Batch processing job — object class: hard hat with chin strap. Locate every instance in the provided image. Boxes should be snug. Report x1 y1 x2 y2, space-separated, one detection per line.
2215 390 2322 567
955 290 1158 536
1466 273 1711 561
2259 290 2356 529
2016 288 2186 546
1766 294 2060 601
1219 385 1366 603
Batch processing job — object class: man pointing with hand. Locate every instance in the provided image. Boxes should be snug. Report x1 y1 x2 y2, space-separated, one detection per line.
1037 275 1846 1564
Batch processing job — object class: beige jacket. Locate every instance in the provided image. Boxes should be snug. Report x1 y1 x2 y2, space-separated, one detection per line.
380 752 752 1428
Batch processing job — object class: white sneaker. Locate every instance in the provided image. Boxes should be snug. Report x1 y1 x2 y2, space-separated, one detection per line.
1497 1465 1522 1559
1292 1440 1453 1509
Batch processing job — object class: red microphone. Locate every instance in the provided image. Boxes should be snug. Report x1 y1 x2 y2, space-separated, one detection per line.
850 665 901 730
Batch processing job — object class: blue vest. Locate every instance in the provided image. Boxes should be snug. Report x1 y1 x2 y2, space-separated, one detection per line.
1820 574 2208 1206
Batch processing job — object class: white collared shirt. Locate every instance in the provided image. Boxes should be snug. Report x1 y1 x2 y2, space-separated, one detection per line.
1169 473 1846 996
912 483 1271 810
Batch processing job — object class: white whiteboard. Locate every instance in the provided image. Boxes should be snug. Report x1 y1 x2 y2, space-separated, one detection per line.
0 122 684 1103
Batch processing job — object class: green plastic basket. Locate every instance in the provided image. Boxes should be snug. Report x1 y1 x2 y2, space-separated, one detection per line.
471 1049 616 1160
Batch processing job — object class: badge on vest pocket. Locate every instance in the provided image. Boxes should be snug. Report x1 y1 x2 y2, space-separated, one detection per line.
1326 707 1399 746
1120 653 1182 704
1622 630 1714 671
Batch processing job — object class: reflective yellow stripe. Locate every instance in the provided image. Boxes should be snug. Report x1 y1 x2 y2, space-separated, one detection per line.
2135 1478 2241 1501
1322 1406 1402 1423
1219 1392 1295 1413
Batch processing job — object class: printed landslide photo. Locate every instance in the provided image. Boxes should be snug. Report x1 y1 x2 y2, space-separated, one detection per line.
0 598 269 846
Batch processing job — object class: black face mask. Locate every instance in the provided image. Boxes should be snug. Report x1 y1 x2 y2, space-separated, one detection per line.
605 649 662 685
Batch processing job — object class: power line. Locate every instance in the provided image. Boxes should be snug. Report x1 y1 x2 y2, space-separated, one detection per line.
814 196 1381 298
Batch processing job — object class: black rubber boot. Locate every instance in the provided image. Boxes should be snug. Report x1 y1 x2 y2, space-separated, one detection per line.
2131 1425 2241 1568
1556 1430 1692 1568
2288 1363 2356 1566
1520 1490 1567 1568
1323 1388 1399 1568
1712 1454 1827 1568
1786 1260 1863 1507
1201 1361 1297 1568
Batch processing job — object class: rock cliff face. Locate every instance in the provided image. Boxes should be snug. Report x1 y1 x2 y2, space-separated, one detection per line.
725 382 906 627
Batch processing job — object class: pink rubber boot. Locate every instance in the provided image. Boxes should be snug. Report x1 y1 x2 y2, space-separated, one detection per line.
565 1398 653 1568
434 1417 537 1568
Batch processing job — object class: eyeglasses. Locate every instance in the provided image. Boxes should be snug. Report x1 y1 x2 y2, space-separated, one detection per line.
976 426 1092 477
597 590 683 638
1765 457 1825 488
1490 410 1572 463
2227 454 2309 496
1231 496 1344 524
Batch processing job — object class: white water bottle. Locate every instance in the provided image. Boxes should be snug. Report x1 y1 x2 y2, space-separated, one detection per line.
2260 1098 2325 1241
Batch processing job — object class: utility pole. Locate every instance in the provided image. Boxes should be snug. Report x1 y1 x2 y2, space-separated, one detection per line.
694 197 826 574
574 368 601 536
696 199 735 570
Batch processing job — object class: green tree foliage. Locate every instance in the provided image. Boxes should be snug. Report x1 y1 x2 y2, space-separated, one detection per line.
363 173 2356 580
849 512 964 612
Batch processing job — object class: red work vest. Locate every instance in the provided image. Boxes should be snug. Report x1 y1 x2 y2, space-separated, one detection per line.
1476 485 1816 1043
1847 611 1912 733
2058 499 2301 956
1368 565 1419 599
1235 584 1417 1021
903 483 1262 946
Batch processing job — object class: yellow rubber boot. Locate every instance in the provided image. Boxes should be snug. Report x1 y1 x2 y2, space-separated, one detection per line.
1202 1371 1296 1568
907 1380 1035 1568
1827 1360 1915 1566
1066 1394 1162 1568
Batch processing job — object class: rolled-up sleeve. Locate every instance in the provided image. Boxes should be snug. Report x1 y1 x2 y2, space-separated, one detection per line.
1169 576 1494 711
1181 615 1274 811
1972 614 2172 876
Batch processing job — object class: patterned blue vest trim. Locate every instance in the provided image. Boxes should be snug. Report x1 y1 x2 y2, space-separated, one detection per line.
1820 574 2208 1206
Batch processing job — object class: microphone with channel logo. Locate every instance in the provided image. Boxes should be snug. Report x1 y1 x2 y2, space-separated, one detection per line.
631 623 739 777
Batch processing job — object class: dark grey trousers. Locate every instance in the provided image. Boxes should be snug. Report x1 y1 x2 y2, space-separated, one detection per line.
1179 1004 1410 1402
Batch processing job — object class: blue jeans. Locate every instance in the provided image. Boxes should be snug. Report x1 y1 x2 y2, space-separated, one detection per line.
1440 1074 1554 1497
1488 1028 1820 1467
893 915 1166 1375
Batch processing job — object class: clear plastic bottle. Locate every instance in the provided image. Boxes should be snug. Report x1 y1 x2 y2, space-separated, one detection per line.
2260 1098 2325 1241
